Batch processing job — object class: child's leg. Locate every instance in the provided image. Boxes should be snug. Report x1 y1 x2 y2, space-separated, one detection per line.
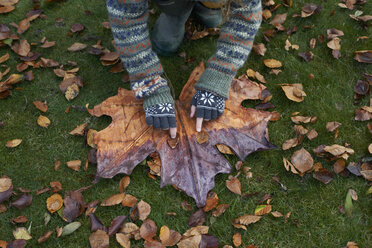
193 2 223 29
151 0 195 56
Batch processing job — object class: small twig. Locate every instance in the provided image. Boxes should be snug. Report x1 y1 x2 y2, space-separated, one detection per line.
22 95 28 111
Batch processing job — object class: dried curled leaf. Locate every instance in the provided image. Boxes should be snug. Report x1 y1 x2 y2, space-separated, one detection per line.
13 227 32 240
280 84 306 102
233 233 242 247
46 193 63 213
101 193 125 207
264 59 282 68
6 139 22 148
254 204 272 216
66 160 81 171
33 101 48 112
354 50 372 64
67 42 87 52
233 214 261 226
0 177 12 192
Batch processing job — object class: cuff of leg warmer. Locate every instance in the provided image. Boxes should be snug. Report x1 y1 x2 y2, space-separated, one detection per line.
194 68 234 99
143 86 174 109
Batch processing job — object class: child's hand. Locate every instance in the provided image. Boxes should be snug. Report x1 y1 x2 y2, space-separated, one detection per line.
145 103 177 138
190 90 225 132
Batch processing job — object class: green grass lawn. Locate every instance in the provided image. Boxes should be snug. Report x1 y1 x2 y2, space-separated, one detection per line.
1 0 371 247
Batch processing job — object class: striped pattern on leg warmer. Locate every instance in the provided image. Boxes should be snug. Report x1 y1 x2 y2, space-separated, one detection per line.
106 0 262 101
106 0 167 99
195 0 263 99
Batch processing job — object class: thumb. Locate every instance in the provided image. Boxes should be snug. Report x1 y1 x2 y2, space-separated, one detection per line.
190 105 196 118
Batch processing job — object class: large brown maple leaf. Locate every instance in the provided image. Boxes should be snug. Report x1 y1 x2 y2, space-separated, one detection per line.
88 62 275 207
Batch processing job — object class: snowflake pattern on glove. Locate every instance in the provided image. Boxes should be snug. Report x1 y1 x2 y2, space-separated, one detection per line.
191 90 225 120
145 103 177 129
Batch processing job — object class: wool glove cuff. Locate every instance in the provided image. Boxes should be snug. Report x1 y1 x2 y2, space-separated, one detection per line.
142 82 176 130
194 68 234 99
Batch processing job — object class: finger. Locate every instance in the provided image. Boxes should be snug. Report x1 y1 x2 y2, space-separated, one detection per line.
196 117 203 132
153 117 161 129
211 109 217 120
169 127 177 139
190 105 196 118
160 117 169 130
145 116 154 126
168 116 177 128
204 109 211 120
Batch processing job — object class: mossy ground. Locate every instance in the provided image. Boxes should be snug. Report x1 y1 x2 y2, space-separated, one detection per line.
0 0 371 247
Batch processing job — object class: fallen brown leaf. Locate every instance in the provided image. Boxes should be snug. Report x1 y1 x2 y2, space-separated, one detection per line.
233 233 242 247
212 204 229 217
137 200 151 221
254 204 272 216
313 168 334 184
88 61 274 207
66 160 81 171
226 177 241 195
71 23 85 33
264 59 282 68
233 214 261 226
89 229 109 248
69 123 87 136
11 215 28 224
188 209 206 227
159 225 181 246
121 193 137 207
291 148 313 174
63 190 85 222
12 194 32 210
282 136 302 150
280 84 306 102
37 115 50 128
354 50 372 63
101 193 125 207
140 219 157 241
116 233 130 248
0 53 9 63
252 43 266 56
119 176 130 193
271 211 283 217
203 191 218 212
67 42 87 52
46 193 63 213
90 213 106 232
326 121 341 132
333 159 346 174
